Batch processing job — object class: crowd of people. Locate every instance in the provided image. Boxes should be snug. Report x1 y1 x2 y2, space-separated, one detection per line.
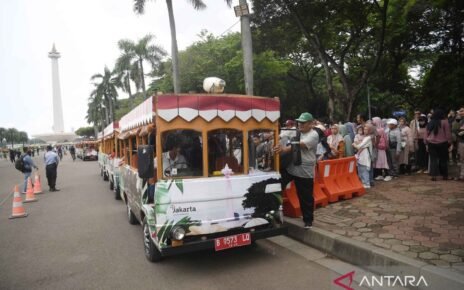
1 145 70 193
274 106 464 229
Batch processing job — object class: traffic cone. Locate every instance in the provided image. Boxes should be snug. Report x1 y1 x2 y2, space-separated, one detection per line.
9 185 28 219
24 177 38 203
33 174 43 194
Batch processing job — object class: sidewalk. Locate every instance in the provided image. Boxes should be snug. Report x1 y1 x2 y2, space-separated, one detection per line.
285 165 464 289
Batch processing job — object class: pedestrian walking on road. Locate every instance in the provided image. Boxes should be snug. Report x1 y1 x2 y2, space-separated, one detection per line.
274 112 319 229
44 145 60 191
9 149 16 163
22 147 39 193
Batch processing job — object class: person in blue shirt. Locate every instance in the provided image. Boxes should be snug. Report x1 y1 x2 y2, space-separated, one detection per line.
44 145 60 191
22 147 38 193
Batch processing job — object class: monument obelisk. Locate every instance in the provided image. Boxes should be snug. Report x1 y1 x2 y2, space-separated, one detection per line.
48 44 65 133
33 44 76 142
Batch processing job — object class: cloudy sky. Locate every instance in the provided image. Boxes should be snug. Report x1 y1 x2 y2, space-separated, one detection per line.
0 0 242 136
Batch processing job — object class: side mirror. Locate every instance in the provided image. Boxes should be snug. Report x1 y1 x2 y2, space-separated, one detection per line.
137 145 154 178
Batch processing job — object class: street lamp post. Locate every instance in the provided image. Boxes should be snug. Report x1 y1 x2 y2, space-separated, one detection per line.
234 0 253 96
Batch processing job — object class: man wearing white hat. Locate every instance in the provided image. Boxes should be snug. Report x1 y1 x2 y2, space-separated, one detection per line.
385 118 402 180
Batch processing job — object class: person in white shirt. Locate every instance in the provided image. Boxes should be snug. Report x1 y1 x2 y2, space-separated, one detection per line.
353 124 374 188
155 139 188 177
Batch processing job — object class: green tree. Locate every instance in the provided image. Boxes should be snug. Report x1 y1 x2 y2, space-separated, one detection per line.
86 93 105 137
18 131 28 146
0 127 6 146
116 34 166 99
133 0 233 93
154 32 291 98
90 66 121 124
6 128 19 147
252 0 390 120
75 126 96 138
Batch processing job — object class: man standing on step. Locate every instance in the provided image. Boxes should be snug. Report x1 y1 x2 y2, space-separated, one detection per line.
274 112 319 229
44 145 60 191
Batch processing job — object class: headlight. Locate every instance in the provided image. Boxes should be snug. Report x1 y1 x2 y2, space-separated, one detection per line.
170 226 186 240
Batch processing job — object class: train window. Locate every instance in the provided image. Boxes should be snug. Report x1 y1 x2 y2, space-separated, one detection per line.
207 129 243 176
159 130 203 178
248 129 275 171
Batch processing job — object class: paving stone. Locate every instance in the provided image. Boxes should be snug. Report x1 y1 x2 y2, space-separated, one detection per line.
378 233 395 239
373 242 391 249
361 232 376 238
394 215 408 220
431 248 451 255
352 222 366 228
391 244 409 252
346 231 361 237
402 251 418 259
451 249 464 257
357 228 372 233
419 252 439 260
413 235 430 242
402 240 420 246
385 239 402 245
440 254 462 263
409 245 429 253
367 238 384 244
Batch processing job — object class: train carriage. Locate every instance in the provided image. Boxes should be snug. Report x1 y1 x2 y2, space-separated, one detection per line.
117 93 286 262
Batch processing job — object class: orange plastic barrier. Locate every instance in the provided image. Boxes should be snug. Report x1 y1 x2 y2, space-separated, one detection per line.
317 156 365 203
282 179 329 218
282 182 301 218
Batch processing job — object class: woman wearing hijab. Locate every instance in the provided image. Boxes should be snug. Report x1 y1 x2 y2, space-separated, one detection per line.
327 124 345 159
344 122 356 143
353 124 374 188
426 109 452 181
339 125 354 157
372 117 389 180
416 114 429 173
398 117 414 175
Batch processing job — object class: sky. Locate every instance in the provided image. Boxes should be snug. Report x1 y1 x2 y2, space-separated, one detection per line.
0 0 242 137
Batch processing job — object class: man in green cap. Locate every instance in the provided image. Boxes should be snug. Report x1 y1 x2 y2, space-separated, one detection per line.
274 112 319 229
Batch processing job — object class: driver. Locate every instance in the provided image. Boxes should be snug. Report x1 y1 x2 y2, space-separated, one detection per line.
155 137 188 176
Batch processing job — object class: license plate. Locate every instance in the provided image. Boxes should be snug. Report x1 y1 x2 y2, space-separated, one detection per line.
214 233 251 251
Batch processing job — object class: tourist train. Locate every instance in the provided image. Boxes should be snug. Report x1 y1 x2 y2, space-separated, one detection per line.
94 92 287 262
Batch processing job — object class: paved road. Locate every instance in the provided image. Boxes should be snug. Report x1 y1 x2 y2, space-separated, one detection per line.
0 155 371 290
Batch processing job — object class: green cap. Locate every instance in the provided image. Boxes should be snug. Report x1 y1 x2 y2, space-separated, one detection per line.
295 112 314 123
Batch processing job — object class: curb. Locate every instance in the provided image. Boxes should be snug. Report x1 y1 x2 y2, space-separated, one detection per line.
284 218 464 290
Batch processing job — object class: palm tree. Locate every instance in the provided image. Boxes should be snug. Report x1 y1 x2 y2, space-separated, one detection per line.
116 34 166 99
90 66 120 123
86 94 105 136
133 0 233 94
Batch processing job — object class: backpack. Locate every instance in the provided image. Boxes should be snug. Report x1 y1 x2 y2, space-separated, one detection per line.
377 132 387 150
15 154 25 172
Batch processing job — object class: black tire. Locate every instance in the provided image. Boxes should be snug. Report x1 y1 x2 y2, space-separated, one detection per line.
143 218 162 262
127 201 138 225
114 186 121 200
109 179 114 190
103 172 109 181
